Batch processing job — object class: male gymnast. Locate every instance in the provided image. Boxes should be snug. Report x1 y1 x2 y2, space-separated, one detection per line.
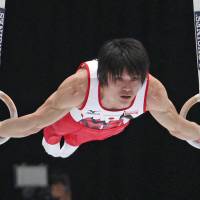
0 38 199 158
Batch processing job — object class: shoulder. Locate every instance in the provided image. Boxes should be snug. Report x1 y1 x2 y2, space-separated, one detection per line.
147 74 167 97
55 65 89 108
146 74 168 111
58 65 88 91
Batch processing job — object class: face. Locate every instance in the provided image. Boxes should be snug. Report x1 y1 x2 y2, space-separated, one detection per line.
103 70 143 108
51 183 66 198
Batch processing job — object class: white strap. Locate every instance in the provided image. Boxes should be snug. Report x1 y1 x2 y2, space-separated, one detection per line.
193 0 200 11
193 0 200 92
0 0 5 9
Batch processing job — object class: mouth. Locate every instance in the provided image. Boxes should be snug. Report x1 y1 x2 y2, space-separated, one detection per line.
120 95 132 99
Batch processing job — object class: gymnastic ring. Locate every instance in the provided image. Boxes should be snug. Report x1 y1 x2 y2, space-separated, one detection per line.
180 94 200 118
0 90 18 145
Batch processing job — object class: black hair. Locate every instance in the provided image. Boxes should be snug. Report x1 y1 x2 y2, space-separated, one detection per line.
97 38 150 86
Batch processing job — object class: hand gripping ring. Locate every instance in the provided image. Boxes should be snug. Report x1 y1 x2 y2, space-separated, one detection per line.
0 90 18 145
180 94 200 149
180 94 200 118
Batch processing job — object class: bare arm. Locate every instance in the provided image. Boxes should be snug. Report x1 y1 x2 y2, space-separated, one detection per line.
147 75 200 141
0 69 87 138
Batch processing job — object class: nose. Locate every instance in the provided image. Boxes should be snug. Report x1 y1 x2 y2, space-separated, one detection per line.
122 86 132 92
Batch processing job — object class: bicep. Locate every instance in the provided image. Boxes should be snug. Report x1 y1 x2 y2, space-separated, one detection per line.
147 76 179 133
33 73 86 129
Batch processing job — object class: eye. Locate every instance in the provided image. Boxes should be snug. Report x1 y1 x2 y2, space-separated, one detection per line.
115 77 123 81
131 77 139 81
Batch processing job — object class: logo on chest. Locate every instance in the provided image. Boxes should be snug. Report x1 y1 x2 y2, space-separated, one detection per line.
124 110 139 116
86 110 101 115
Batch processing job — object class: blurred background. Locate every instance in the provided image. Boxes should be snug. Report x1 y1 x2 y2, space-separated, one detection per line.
0 0 200 199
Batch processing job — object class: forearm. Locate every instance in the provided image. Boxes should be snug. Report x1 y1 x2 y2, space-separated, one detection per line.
169 117 200 141
163 102 200 140
0 113 39 138
150 105 200 141
162 106 200 140
0 104 70 138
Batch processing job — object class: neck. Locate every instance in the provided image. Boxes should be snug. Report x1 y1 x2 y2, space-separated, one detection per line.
100 86 124 110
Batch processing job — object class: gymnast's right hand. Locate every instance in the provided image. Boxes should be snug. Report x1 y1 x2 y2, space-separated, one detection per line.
0 90 18 145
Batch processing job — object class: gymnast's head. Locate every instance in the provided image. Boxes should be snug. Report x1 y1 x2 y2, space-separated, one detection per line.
97 38 150 105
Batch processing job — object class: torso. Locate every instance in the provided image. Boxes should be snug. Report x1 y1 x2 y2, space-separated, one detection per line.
43 63 155 146
64 60 148 131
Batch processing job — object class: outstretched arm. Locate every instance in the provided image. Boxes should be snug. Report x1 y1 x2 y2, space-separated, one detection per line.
0 69 87 138
147 75 200 141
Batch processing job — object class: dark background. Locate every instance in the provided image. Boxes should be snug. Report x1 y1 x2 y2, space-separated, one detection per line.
0 0 200 199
